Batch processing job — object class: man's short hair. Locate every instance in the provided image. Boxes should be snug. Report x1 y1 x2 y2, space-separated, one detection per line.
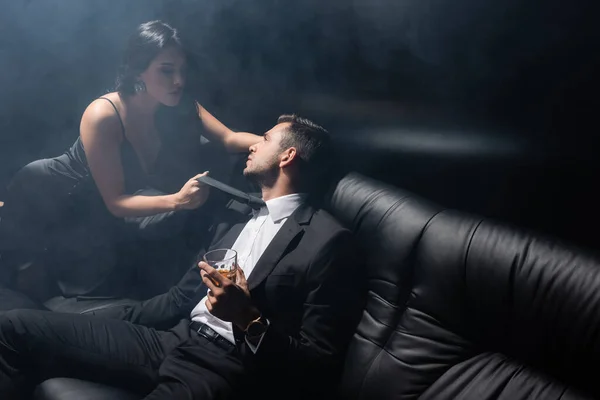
277 114 334 194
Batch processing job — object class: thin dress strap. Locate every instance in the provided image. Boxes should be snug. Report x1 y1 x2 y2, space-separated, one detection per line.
98 97 126 139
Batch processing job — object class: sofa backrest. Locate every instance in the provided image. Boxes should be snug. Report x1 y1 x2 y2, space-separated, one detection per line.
325 173 440 395
327 172 600 400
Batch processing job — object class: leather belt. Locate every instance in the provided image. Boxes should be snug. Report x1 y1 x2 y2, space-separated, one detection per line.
189 321 235 351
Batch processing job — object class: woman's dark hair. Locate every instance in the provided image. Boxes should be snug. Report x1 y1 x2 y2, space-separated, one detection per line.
116 20 182 96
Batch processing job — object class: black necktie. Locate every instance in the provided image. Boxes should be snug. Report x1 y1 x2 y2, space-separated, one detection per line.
196 175 266 210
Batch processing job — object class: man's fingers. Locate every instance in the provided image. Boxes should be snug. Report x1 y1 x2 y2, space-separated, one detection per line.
206 291 216 303
200 267 222 291
199 261 226 287
205 289 220 316
198 261 214 273
235 267 248 287
201 272 219 291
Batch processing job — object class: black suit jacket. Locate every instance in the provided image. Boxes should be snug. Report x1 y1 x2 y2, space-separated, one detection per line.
118 199 364 397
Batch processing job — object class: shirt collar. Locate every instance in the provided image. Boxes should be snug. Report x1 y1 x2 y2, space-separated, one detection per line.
254 193 307 223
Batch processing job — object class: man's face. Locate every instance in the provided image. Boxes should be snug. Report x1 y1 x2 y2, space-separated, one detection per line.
243 122 290 181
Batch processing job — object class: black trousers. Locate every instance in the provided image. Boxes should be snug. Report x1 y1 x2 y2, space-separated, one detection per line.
0 309 244 399
0 157 199 299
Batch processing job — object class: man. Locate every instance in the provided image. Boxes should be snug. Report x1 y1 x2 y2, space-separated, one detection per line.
0 115 364 399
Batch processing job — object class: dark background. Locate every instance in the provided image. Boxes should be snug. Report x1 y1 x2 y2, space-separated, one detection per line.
0 0 598 250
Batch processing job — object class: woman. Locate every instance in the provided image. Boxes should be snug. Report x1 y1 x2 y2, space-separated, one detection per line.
0 21 261 299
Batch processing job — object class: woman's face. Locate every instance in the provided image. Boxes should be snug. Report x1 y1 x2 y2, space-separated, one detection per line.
139 46 187 107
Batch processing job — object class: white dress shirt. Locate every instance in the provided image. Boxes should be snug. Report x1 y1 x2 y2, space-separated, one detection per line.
190 193 307 346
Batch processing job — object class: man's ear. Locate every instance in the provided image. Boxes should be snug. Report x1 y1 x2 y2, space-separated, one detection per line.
279 147 297 168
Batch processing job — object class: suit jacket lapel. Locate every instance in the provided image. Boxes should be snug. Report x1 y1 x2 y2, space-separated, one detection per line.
208 199 252 251
247 203 315 290
213 221 245 250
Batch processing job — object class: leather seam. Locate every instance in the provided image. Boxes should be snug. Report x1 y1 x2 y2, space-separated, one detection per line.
356 207 444 399
463 218 486 289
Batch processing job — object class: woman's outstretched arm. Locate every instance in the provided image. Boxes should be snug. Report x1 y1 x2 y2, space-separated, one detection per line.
196 104 262 153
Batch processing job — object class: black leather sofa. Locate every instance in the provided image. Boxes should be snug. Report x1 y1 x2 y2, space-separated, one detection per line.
31 172 600 399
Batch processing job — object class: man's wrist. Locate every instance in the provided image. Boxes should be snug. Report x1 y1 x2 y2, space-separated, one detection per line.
235 307 261 331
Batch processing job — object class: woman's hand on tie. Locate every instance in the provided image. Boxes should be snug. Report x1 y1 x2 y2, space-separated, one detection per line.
174 172 210 210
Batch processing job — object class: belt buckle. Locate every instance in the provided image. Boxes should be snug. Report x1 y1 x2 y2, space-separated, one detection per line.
191 322 233 351
199 325 215 341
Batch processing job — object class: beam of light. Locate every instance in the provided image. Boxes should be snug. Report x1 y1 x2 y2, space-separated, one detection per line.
340 127 527 157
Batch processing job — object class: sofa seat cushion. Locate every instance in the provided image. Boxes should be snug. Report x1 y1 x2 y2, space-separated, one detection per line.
34 378 140 400
420 352 594 400
0 286 45 312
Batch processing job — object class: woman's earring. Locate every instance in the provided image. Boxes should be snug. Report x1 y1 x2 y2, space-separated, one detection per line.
133 80 147 93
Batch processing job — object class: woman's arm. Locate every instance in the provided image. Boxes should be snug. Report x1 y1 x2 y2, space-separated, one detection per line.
196 103 261 153
80 100 208 218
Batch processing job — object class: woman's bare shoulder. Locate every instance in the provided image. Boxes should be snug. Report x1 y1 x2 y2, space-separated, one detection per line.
80 93 124 141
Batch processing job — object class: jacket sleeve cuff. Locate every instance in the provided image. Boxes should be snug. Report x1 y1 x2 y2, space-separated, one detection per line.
245 318 270 354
